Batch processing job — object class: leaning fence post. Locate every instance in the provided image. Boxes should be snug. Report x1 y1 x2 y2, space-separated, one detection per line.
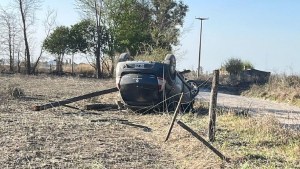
165 93 184 142
208 69 219 142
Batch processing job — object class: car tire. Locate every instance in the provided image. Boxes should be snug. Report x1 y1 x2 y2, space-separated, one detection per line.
119 53 130 62
163 54 177 87
186 80 199 98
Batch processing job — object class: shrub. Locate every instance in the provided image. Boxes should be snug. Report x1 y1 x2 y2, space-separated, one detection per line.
224 58 244 75
134 48 170 62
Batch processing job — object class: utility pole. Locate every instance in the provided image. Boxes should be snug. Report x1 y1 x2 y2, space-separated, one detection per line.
195 17 208 78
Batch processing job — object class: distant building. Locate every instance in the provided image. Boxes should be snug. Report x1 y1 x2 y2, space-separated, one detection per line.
240 68 271 84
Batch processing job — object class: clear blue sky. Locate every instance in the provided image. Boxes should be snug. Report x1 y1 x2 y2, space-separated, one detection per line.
1 0 300 74
179 0 300 74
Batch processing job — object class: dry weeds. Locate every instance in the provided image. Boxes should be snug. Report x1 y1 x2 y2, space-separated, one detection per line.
243 74 300 106
1 74 299 168
1 75 220 168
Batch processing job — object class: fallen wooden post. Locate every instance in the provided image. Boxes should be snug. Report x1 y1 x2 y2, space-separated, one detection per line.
85 103 119 110
177 120 230 162
32 87 118 111
165 93 184 142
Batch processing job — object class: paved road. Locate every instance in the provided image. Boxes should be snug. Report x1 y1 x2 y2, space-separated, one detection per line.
197 89 300 129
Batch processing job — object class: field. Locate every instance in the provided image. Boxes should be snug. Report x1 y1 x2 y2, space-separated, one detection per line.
0 75 299 168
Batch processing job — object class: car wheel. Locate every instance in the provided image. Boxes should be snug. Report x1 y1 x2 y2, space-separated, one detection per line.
187 80 199 98
164 54 176 79
119 53 130 62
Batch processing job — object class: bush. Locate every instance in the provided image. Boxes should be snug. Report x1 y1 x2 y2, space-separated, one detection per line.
134 48 170 62
224 58 244 75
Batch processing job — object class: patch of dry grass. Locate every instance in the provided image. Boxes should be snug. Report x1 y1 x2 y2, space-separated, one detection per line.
179 101 300 168
1 74 299 168
0 75 175 168
243 74 300 106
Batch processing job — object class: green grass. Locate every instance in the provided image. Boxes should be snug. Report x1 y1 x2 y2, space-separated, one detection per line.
180 112 300 168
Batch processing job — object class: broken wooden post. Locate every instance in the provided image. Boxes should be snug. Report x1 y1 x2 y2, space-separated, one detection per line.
84 103 119 110
165 93 184 142
32 87 118 111
208 69 219 142
177 120 229 162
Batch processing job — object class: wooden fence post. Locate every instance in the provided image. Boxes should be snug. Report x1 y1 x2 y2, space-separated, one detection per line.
177 120 229 162
208 69 219 142
165 93 184 142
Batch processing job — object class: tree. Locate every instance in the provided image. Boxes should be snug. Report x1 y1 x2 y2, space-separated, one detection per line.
75 0 104 78
75 0 188 77
0 8 19 72
31 9 57 74
15 0 42 75
69 19 96 74
103 0 188 54
149 0 188 50
103 0 152 55
43 26 70 74
224 58 244 75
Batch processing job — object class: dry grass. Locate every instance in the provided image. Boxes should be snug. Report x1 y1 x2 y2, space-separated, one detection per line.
0 74 299 168
243 74 300 106
179 110 300 168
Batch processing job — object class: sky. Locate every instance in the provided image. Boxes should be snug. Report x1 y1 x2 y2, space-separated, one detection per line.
179 0 300 74
1 0 300 74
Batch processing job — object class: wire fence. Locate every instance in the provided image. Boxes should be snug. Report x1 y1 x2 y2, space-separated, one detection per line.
132 73 300 131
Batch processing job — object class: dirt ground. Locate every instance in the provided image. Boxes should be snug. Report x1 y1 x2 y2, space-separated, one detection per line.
0 75 225 169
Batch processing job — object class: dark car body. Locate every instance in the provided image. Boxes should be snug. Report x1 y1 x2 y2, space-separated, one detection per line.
115 54 198 112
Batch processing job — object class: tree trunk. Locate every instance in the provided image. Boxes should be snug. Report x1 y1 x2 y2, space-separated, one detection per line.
19 0 31 75
31 46 44 74
9 32 14 72
17 51 20 73
71 54 74 75
95 48 101 78
95 0 101 79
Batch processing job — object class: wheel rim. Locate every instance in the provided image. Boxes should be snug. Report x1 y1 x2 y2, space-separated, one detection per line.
188 81 199 96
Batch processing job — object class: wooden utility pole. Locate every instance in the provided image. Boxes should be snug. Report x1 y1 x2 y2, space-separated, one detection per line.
195 17 209 78
208 69 219 142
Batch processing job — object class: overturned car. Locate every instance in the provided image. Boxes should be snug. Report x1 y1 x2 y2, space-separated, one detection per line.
115 53 199 113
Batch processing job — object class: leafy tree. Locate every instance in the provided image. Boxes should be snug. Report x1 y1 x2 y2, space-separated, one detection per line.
103 0 152 55
75 0 188 77
69 19 95 55
75 0 105 78
103 0 188 54
224 58 244 75
223 58 255 75
43 26 70 73
69 19 110 74
149 0 188 50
